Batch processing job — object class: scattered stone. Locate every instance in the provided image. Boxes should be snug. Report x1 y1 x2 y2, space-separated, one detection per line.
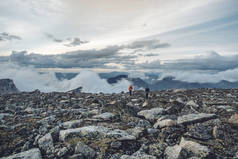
75 141 96 159
93 112 117 121
137 108 166 121
228 114 238 126
177 113 217 125
153 119 177 128
1 148 42 159
38 133 54 156
61 120 82 129
136 119 151 128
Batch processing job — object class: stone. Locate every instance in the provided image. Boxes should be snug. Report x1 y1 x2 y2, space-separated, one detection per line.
127 127 145 139
111 141 122 149
106 129 136 141
153 119 177 129
75 141 96 159
177 113 217 125
186 100 199 108
180 137 212 158
137 108 166 121
148 143 167 158
68 154 84 159
37 115 56 125
185 123 213 140
57 147 68 158
1 148 42 159
59 126 110 141
165 145 187 159
61 120 82 129
228 114 238 126
136 119 151 128
93 112 116 121
38 133 54 155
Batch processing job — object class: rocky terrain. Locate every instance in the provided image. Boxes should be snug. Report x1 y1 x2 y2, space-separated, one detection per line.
0 88 238 159
0 79 18 94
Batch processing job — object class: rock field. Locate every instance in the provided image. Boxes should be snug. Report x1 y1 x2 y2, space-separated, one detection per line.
0 89 238 159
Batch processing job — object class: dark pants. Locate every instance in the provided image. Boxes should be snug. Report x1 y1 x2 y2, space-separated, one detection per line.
146 93 149 99
129 90 132 96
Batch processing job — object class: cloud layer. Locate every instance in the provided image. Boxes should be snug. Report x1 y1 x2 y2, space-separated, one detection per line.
0 63 130 93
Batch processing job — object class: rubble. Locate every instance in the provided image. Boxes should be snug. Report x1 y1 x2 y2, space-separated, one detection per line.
0 88 238 158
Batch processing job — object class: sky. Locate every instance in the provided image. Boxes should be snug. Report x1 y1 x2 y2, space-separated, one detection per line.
0 0 238 92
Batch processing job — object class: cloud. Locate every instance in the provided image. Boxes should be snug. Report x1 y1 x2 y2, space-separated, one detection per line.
159 68 238 83
126 39 170 50
45 33 89 47
45 33 63 43
0 62 131 93
139 51 238 71
0 32 21 42
2 45 134 69
64 37 89 47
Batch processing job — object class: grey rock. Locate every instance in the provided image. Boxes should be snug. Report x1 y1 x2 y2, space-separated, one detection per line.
136 119 151 128
177 113 217 125
59 126 109 141
75 141 96 159
111 141 122 149
137 108 166 121
93 112 116 121
61 120 82 129
154 119 177 129
57 147 68 158
38 133 54 155
1 148 42 159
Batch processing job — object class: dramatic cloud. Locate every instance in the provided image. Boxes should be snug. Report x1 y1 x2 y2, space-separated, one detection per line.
0 63 130 93
139 51 238 71
2 45 134 69
0 32 21 42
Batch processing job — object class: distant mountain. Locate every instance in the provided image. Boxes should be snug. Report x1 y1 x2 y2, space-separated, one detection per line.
106 74 238 90
99 72 129 79
67 87 82 93
55 72 78 81
0 79 19 94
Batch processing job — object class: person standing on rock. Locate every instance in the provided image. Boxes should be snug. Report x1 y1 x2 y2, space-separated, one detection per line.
129 84 133 96
145 86 150 100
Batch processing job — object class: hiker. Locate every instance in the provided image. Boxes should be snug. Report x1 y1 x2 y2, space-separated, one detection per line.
145 86 150 99
129 84 133 96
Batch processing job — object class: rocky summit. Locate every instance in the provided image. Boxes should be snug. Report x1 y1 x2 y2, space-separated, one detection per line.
0 89 238 159
0 79 18 94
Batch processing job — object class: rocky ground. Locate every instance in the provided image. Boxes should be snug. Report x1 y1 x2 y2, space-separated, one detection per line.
0 89 238 159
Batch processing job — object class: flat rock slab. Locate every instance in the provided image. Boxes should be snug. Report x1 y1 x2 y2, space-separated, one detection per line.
1 148 42 159
59 126 136 141
61 120 82 129
137 108 166 120
92 112 116 121
177 113 216 125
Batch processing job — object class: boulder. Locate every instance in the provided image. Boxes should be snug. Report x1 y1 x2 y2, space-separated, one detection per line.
177 113 216 125
59 126 109 141
1 148 42 159
228 114 238 126
38 133 54 155
92 112 117 121
137 108 166 121
180 137 212 158
75 141 96 159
